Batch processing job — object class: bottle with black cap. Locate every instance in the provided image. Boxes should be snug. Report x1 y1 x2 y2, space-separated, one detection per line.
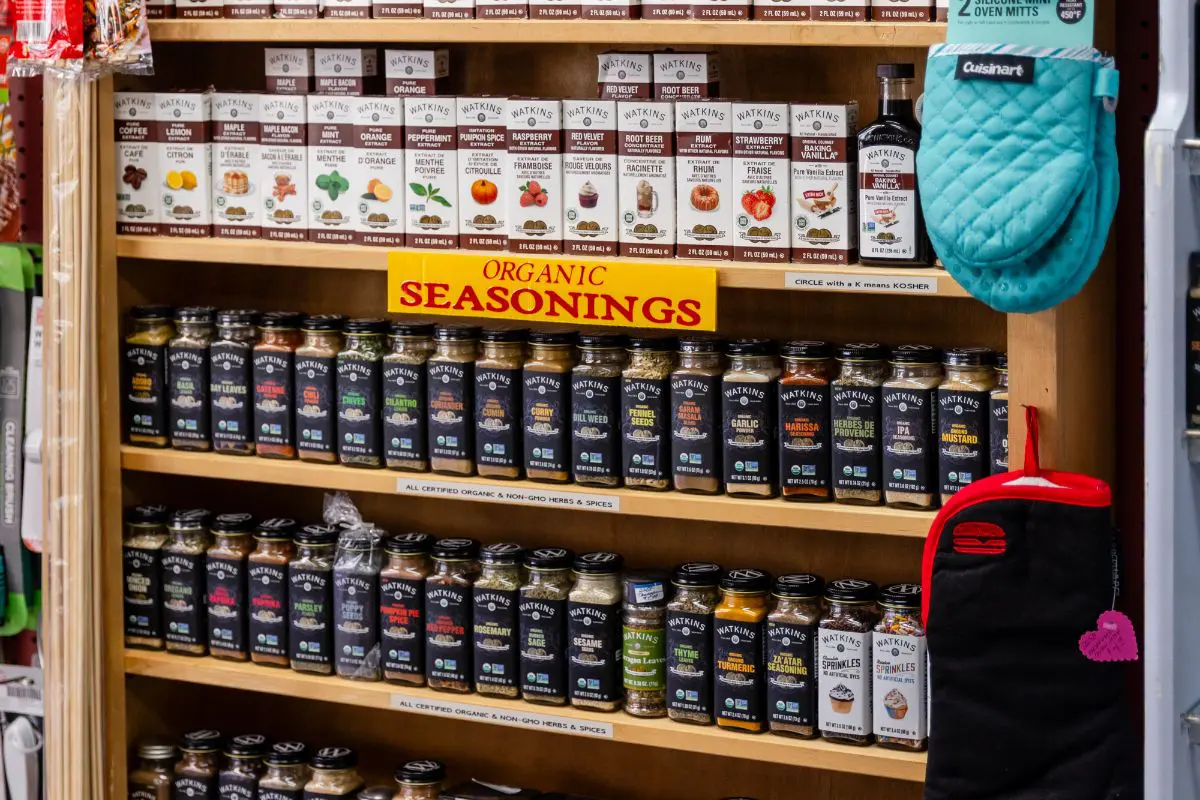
210 309 260 456
817 577 879 746
428 324 480 476
167 306 215 451
336 318 389 468
254 311 305 459
666 562 722 725
779 340 834 503
571 332 627 488
129 738 177 800
882 344 942 510
123 504 169 650
858 62 932 267
295 314 347 465
519 547 574 705
393 759 445 800
872 582 927 752
218 734 268 800
568 551 625 711
383 321 434 472
425 537 481 693
206 512 255 661
173 730 223 800
124 304 174 448
248 518 298 667
259 742 309 800
474 542 524 699
721 339 780 498
937 347 996 504
523 330 577 483
766 573 824 739
990 351 1009 476
380 533 434 685
304 746 363 799
670 335 724 495
831 343 887 506
713 568 771 733
163 508 212 656
475 328 527 480
288 523 338 675
333 523 384 681
622 335 676 491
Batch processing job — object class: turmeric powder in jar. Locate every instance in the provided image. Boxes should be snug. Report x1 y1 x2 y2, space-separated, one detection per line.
253 311 304 460
779 341 834 503
124 305 174 448
714 568 771 733
428 325 480 476
524 331 577 483
475 329 527 480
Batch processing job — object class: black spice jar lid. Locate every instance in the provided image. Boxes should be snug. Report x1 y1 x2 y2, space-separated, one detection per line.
211 513 255 534
216 309 260 327
168 508 211 530
390 320 435 337
528 330 577 346
126 504 168 526
824 577 879 604
259 311 304 330
889 344 941 365
480 327 529 343
310 746 357 771
878 62 916 79
628 335 678 351
623 569 669 606
524 546 574 570
479 542 524 566
679 335 726 354
179 729 222 753
263 741 309 767
358 786 395 800
302 314 347 332
255 517 298 539
879 582 922 608
174 306 215 324
432 537 481 561
344 318 388 335
578 332 628 349
773 573 825 599
672 562 722 587
395 759 446 785
781 340 832 360
720 568 771 593
726 338 777 357
573 551 624 575
385 532 434 555
434 324 482 341
225 734 267 758
296 523 338 546
943 346 994 367
837 342 888 362
995 351 1008 371
131 304 173 321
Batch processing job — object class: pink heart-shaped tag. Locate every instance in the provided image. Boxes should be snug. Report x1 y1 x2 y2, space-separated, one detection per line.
1079 610 1139 663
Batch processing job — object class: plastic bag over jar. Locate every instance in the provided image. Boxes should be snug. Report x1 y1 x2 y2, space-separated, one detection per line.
325 491 385 680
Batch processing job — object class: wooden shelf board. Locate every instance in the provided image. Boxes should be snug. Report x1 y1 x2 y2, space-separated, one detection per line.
115 235 968 298
121 446 933 537
147 18 946 47
125 650 927 781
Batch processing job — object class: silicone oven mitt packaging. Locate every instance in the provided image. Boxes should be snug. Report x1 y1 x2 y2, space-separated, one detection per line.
917 45 1119 314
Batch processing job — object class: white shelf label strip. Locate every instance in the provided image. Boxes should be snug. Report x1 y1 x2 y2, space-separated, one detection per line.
395 478 621 513
389 694 615 739
784 272 938 295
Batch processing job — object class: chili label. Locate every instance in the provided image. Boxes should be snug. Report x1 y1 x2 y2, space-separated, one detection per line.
334 573 379 676
426 584 472 684
671 374 720 481
476 367 521 470
210 342 254 446
248 561 288 658
288 566 332 667
722 381 778 487
832 386 881 492
571 375 620 481
383 362 427 465
882 387 936 495
167 345 210 443
206 556 247 654
253 350 295 447
123 547 163 640
989 394 1008 476
523 371 569 474
295 355 337 455
714 619 765 725
623 624 666 691
818 628 871 737
937 389 988 496
621 377 669 482
474 587 519 689
519 596 567 698
336 357 382 461
173 774 218 800
568 601 622 703
779 384 830 490
162 551 205 646
428 362 474 461
381 576 425 676
667 610 713 718
766 620 817 729
125 342 167 439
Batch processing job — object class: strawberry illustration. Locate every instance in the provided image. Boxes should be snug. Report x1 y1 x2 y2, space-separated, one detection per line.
740 191 760 216
755 187 776 210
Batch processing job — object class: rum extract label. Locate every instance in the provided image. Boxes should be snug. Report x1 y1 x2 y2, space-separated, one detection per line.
428 362 474 461
168 345 210 443
572 375 620 481
937 389 988 496
832 386 881 492
125 342 167 439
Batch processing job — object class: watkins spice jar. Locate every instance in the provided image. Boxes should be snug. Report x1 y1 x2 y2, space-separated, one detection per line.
990 352 1009 476
766 574 823 738
473 542 524 698
259 742 309 800
296 315 346 464
623 570 669 718
163 509 211 656
568 552 625 711
425 537 480 693
305 748 363 800
818 578 879 746
248 518 298 667
779 341 834 502
211 310 260 455
289 523 338 675
130 740 177 800
383 321 434 471
832 343 887 505
475 329 527 479
337 318 388 468
622 336 676 490
381 533 434 685
571 333 627 487
124 504 168 649
393 760 445 800
218 735 267 800
872 583 927 752
671 336 723 494
524 331 576 483
714 568 770 733
666 562 722 725
253 311 304 459
174 730 223 800
206 513 255 661
882 345 942 510
334 525 384 680
124 305 174 448
722 339 780 498
937 347 996 503
168 306 215 451
520 547 574 705
428 325 480 475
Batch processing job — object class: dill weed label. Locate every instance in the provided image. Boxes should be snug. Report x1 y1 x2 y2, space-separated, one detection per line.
571 374 621 482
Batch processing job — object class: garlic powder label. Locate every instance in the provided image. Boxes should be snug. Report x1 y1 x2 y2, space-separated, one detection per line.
859 145 916 261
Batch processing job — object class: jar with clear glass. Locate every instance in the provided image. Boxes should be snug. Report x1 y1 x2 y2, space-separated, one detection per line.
334 525 384 681
937 347 996 504
622 570 669 718
296 314 346 465
428 325 480 476
259 742 309 800
211 310 260 456
337 319 388 468
622 337 676 491
173 730 221 800
124 504 168 650
130 739 176 800
666 562 722 725
254 311 304 460
381 533 433 685
474 542 524 698
289 524 338 675
714 569 770 733
476 329 527 480
523 331 577 483
818 578 879 746
163 508 212 656
248 518 296 667
392 759 445 800
779 341 834 503
722 339 781 498
570 333 627 488
425 538 480 693
305 747 363 799
990 352 1009 476
766 574 824 739
671 336 724 495
568 552 625 712
832 343 888 506
384 321 434 472
873 583 927 752
218 735 267 800
520 547 574 705
206 513 254 662
883 345 942 511
167 306 215 451
124 304 175 448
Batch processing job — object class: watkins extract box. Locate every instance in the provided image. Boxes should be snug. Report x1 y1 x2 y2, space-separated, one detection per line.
314 48 381 95
506 98 563 254
273 0 316 19
404 97 459 249
870 0 932 20
114 92 160 235
224 0 268 20
752 0 806 19
477 0 525 17
563 99 618 257
528 0 578 19
789 102 858 265
690 0 745 19
457 97 508 251
936 0 947 21
616 100 675 258
653 52 719 100
373 0 420 19
597 52 652 100
156 91 213 238
354 97 405 247
265 49 315 94
307 96 358 244
582 0 637 19
811 0 867 20
258 95 308 241
385 49 450 97
424 0 474 19
211 93 261 239
178 0 221 19
675 99 733 260
731 101 789 263
146 0 175 18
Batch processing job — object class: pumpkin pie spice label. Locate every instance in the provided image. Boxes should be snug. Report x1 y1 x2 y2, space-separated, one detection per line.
381 576 425 675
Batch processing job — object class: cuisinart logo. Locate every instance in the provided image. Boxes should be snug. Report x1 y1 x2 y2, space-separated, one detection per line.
955 54 1036 84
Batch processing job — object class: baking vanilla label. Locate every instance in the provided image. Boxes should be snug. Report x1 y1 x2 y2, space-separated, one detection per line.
873 632 927 742
790 103 859 265
860 145 917 260
732 102 789 262
507 99 563 254
563 99 618 257
818 628 871 736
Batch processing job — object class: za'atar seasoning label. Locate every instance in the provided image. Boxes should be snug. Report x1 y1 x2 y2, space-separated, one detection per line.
571 374 620 482
766 618 817 729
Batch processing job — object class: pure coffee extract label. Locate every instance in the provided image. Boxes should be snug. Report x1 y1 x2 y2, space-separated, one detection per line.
938 388 988 496
296 355 337 455
334 572 379 675
162 551 205 646
667 610 713 718
383 362 427 465
428 362 474 461
818 628 871 737
474 587 519 689
882 386 936 495
174 773 218 800
832 385 881 492
873 632 927 743
253 349 295 447
524 371 570 474
990 394 1009 475
572 375 620 481
123 547 163 639
476 367 521 470
622 377 669 482
714 619 765 726
210 342 254 447
125 341 167 439
381 576 424 676
206 557 247 653
218 770 257 800
289 566 333 667
520 596 567 698
671 374 720 482
779 384 830 490
248 561 288 658
568 601 622 703
623 624 666 692
337 357 382 461
766 620 817 729
426 583 472 684
167 345 210 443
722 380 778 486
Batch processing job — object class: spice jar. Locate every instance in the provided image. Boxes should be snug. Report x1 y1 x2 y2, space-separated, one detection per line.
334 525 383 681
124 504 168 650
882 345 942 510
129 738 176 800
671 336 724 495
218 735 267 800
296 314 346 464
621 336 676 491
779 341 834 503
163 508 211 656
666 562 721 725
173 730 222 800
259 742 309 800
476 329 527 479
425 537 480 693
383 321 434 472
381 533 433 686
206 512 254 662
305 747 363 800
124 304 174 448
622 570 669 718
722 340 780 498
872 583 927 752
520 547 574 705
473 542 524 698
360 787 394 800
937 347 996 504
248 518 297 668
392 760 445 800
990 352 1009 476
428 325 480 476
832 343 888 506
524 331 577 483
571 333 627 487
167 306 215 451
568 552 625 712
818 578 879 746
714 569 770 733
211 310 260 456
254 311 304 460
337 318 388 468
766 574 824 739
289 523 338 675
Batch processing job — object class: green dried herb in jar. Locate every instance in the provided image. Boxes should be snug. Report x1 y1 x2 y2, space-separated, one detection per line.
337 318 389 468
623 570 669 718
474 542 524 698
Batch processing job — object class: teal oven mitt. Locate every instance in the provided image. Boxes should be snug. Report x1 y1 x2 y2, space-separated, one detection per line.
917 45 1119 313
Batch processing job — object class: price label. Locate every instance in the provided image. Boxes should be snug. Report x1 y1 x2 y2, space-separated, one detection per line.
947 0 1093 48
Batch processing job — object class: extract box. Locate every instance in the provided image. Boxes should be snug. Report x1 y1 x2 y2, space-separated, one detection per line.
788 102 859 265
114 92 160 236
314 48 381 96
506 98 564 254
307 95 358 244
652 52 720 100
404 97 460 249
457 96 509 251
674 99 733 261
354 97 406 247
731 101 789 263
616 99 675 259
265 48 315 95
563 99 618 257
597 52 652 101
810 0 868 20
384 49 450 97
258 94 309 242
156 91 213 238
211 92 261 239
869 0 932 20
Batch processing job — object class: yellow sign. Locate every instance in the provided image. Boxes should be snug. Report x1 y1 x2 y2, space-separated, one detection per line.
387 251 718 331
